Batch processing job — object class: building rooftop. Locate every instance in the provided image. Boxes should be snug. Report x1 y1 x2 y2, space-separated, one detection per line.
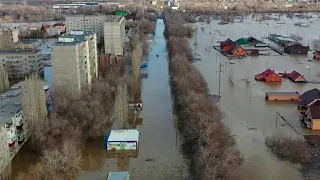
0 83 23 126
107 171 129 180
106 129 140 142
0 49 41 54
54 30 95 46
0 28 17 31
106 15 123 22
0 81 49 126
17 39 42 44
265 92 300 95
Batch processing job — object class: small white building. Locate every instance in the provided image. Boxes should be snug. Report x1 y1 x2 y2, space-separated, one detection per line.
105 129 139 151
107 171 130 180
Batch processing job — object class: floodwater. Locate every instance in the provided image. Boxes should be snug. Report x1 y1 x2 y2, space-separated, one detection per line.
11 20 186 180
191 13 320 180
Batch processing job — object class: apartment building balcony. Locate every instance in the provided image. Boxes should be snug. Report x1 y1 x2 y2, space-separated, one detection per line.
14 110 23 126
17 132 25 144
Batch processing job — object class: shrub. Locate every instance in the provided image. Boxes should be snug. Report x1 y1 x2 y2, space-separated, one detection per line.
186 25 194 38
164 10 242 180
265 134 311 164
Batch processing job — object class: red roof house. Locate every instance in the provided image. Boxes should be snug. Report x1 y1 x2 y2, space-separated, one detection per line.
220 38 237 52
314 51 320 60
255 69 282 82
288 70 307 83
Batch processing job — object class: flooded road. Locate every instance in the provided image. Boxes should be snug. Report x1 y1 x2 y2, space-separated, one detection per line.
79 19 184 180
12 20 185 180
190 13 320 180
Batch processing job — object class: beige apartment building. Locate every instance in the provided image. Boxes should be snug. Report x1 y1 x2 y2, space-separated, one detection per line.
0 28 19 50
51 30 98 95
66 15 105 43
0 49 44 78
104 16 125 56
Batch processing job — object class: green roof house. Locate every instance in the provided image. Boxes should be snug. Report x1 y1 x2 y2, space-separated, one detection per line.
235 38 251 45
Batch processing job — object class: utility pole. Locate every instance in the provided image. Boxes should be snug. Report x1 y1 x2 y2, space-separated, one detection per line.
180 152 183 180
217 61 224 99
276 112 278 129
194 23 197 46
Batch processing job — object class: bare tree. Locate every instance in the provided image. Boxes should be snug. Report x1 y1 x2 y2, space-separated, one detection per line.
20 74 47 148
114 82 129 129
41 139 82 180
131 35 142 83
0 69 10 93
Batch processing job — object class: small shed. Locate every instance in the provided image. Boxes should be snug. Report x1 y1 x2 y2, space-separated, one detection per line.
288 70 307 83
230 45 248 56
265 92 300 101
250 49 260 56
107 171 130 180
105 129 140 151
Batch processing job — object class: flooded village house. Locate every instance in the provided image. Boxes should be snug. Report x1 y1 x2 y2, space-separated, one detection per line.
230 45 248 57
288 70 307 83
300 99 320 130
298 88 320 109
268 34 309 54
314 51 320 60
220 38 237 52
284 43 309 55
255 69 282 82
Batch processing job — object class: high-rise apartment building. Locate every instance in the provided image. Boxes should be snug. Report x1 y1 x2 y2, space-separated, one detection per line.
0 28 19 50
0 49 44 78
104 16 125 56
51 30 98 95
65 15 105 43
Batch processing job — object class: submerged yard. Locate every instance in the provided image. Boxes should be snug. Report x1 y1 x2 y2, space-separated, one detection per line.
190 13 320 180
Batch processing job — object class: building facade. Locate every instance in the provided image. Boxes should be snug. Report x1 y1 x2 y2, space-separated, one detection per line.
0 81 49 175
104 16 125 56
66 15 106 43
51 30 98 95
0 28 19 50
46 26 61 37
0 49 44 78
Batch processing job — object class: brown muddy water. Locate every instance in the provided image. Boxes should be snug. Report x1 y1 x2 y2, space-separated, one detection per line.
11 20 188 180
190 13 320 180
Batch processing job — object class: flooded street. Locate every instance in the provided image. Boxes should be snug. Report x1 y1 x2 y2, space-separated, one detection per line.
11 20 184 180
79 19 183 180
191 13 320 180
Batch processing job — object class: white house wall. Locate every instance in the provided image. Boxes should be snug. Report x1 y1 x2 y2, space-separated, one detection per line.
107 141 138 150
